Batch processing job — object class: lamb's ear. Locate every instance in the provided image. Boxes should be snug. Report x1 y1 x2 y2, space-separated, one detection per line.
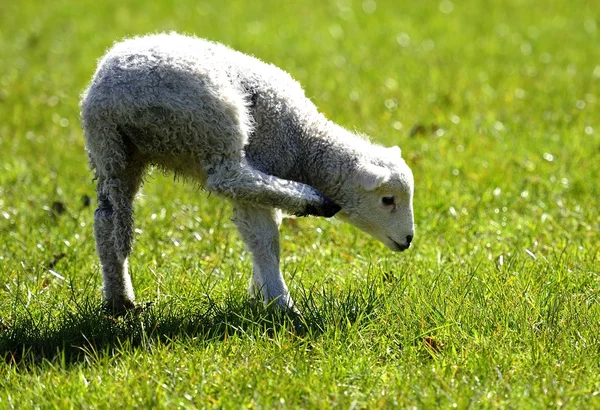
355 162 391 191
388 145 402 157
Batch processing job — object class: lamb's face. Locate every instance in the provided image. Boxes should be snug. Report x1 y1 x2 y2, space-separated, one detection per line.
339 146 415 252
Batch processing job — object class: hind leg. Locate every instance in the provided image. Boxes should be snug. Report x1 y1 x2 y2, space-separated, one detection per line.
94 164 145 312
206 159 341 218
185 81 339 218
232 203 296 311
94 192 135 311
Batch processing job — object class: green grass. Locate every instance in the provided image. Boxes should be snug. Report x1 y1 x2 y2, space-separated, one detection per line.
1 0 599 407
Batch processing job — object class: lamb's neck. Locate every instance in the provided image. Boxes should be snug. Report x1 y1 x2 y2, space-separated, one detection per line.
297 119 362 206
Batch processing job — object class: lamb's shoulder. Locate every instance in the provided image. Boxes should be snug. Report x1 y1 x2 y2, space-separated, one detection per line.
222 50 321 179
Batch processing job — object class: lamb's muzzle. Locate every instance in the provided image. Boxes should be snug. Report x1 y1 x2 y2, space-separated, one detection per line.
389 234 413 252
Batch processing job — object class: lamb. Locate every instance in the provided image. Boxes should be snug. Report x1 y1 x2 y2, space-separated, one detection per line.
80 32 415 313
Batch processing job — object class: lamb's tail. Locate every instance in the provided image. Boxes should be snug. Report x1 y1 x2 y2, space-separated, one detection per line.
85 120 138 261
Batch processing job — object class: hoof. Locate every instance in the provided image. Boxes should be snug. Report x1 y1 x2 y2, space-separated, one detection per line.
264 303 306 335
103 299 152 316
298 195 341 218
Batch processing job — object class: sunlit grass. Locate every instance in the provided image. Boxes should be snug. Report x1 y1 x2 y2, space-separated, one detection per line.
1 0 599 408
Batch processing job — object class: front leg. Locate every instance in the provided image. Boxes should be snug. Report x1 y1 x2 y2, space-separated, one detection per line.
232 203 296 311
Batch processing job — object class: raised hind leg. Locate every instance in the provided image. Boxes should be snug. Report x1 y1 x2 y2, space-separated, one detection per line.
206 159 340 218
94 162 145 312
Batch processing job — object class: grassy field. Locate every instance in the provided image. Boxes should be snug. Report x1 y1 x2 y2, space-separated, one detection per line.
1 0 599 407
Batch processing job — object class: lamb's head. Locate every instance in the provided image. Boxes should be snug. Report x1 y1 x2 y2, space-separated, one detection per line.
338 146 415 252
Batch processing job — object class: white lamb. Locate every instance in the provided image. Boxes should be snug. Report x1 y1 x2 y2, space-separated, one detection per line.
81 32 415 313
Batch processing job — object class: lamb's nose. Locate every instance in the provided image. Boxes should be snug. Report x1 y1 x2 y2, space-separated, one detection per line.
406 235 413 245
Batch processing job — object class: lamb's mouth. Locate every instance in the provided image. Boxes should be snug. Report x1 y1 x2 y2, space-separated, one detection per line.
388 237 410 252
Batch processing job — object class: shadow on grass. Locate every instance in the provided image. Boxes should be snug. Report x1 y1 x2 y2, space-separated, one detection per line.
0 283 388 367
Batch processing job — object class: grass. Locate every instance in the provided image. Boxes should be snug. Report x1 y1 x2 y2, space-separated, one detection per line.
1 0 599 407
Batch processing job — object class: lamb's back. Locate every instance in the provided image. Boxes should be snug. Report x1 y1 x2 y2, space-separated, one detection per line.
82 33 324 180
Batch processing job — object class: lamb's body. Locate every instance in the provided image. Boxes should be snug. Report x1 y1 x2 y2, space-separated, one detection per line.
82 33 415 312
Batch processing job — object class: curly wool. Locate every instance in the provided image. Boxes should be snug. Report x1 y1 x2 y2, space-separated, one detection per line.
81 32 414 312
81 33 400 201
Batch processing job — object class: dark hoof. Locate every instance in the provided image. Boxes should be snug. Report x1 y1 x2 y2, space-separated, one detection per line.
323 199 342 217
298 196 341 218
103 300 153 316
262 303 307 335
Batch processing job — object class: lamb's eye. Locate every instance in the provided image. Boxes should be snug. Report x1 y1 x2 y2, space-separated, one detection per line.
382 196 395 206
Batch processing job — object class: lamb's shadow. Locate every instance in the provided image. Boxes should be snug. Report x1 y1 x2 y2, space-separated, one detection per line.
0 301 295 366
0 288 382 367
